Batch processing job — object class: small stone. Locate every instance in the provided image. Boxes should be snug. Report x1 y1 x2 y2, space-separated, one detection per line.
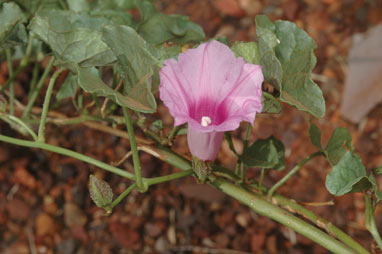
64 203 87 227
154 237 169 253
55 239 78 254
109 222 140 249
235 212 251 227
251 233 266 251
13 166 37 189
6 198 30 221
36 212 55 236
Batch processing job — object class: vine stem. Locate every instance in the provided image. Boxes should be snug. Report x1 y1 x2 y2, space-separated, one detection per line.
122 107 145 192
37 68 63 142
0 34 34 94
5 49 14 115
0 134 136 180
365 193 382 250
209 177 358 254
268 151 322 198
22 57 55 118
110 183 137 209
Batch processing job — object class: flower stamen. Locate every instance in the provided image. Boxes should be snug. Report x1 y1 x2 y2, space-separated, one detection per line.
201 116 212 127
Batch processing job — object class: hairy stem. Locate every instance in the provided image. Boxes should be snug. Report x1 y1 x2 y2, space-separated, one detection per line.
268 151 322 198
365 193 382 250
23 57 55 118
122 107 144 192
210 177 358 254
37 68 63 142
111 183 137 209
5 49 14 115
0 134 135 180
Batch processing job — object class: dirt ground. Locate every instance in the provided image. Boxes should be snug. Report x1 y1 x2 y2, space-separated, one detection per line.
0 0 381 253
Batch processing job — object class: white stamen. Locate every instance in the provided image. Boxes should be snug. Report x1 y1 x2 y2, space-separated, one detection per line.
276 38 280 44
201 116 212 127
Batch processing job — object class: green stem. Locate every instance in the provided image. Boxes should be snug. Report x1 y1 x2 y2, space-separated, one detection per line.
145 169 194 186
23 57 55 118
150 146 369 254
110 183 137 209
365 193 382 250
209 177 358 254
1 34 34 94
2 115 38 141
0 134 135 180
259 168 265 194
5 49 14 115
122 107 144 192
28 63 40 98
268 152 322 198
240 123 252 180
271 193 370 254
37 68 63 142
167 125 182 141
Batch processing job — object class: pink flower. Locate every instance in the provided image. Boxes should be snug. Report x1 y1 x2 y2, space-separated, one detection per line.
159 40 263 161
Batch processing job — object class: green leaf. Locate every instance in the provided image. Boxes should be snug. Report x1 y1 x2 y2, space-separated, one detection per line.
325 152 372 196
242 136 285 170
136 0 205 45
324 127 352 166
67 0 90 12
375 166 382 175
274 20 326 118
255 15 283 90
56 73 78 101
89 174 113 210
261 92 281 114
0 2 27 49
76 66 155 113
102 25 157 113
11 0 62 15
376 191 382 203
28 10 116 68
231 41 260 64
90 9 134 27
308 122 322 150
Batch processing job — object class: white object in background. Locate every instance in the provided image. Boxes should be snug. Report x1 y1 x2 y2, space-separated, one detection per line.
340 25 382 123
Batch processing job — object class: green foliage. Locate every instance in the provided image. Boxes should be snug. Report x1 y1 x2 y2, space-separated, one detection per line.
136 0 205 45
76 66 155 113
324 127 352 166
325 152 372 196
56 73 78 101
261 92 281 114
89 175 113 211
0 2 27 49
255 15 325 118
376 166 382 175
231 41 261 65
308 122 322 150
255 15 282 90
29 10 116 69
242 136 285 170
101 25 157 113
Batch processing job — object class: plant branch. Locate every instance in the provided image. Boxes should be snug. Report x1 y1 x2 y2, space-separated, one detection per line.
5 49 14 115
209 177 358 254
22 57 55 118
0 134 136 180
37 68 63 142
268 151 322 198
122 107 145 192
110 183 137 209
365 193 382 250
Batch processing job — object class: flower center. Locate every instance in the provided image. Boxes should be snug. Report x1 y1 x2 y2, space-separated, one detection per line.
201 116 212 127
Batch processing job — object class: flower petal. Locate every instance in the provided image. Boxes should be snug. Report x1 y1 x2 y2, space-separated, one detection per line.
159 40 263 132
187 126 224 161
